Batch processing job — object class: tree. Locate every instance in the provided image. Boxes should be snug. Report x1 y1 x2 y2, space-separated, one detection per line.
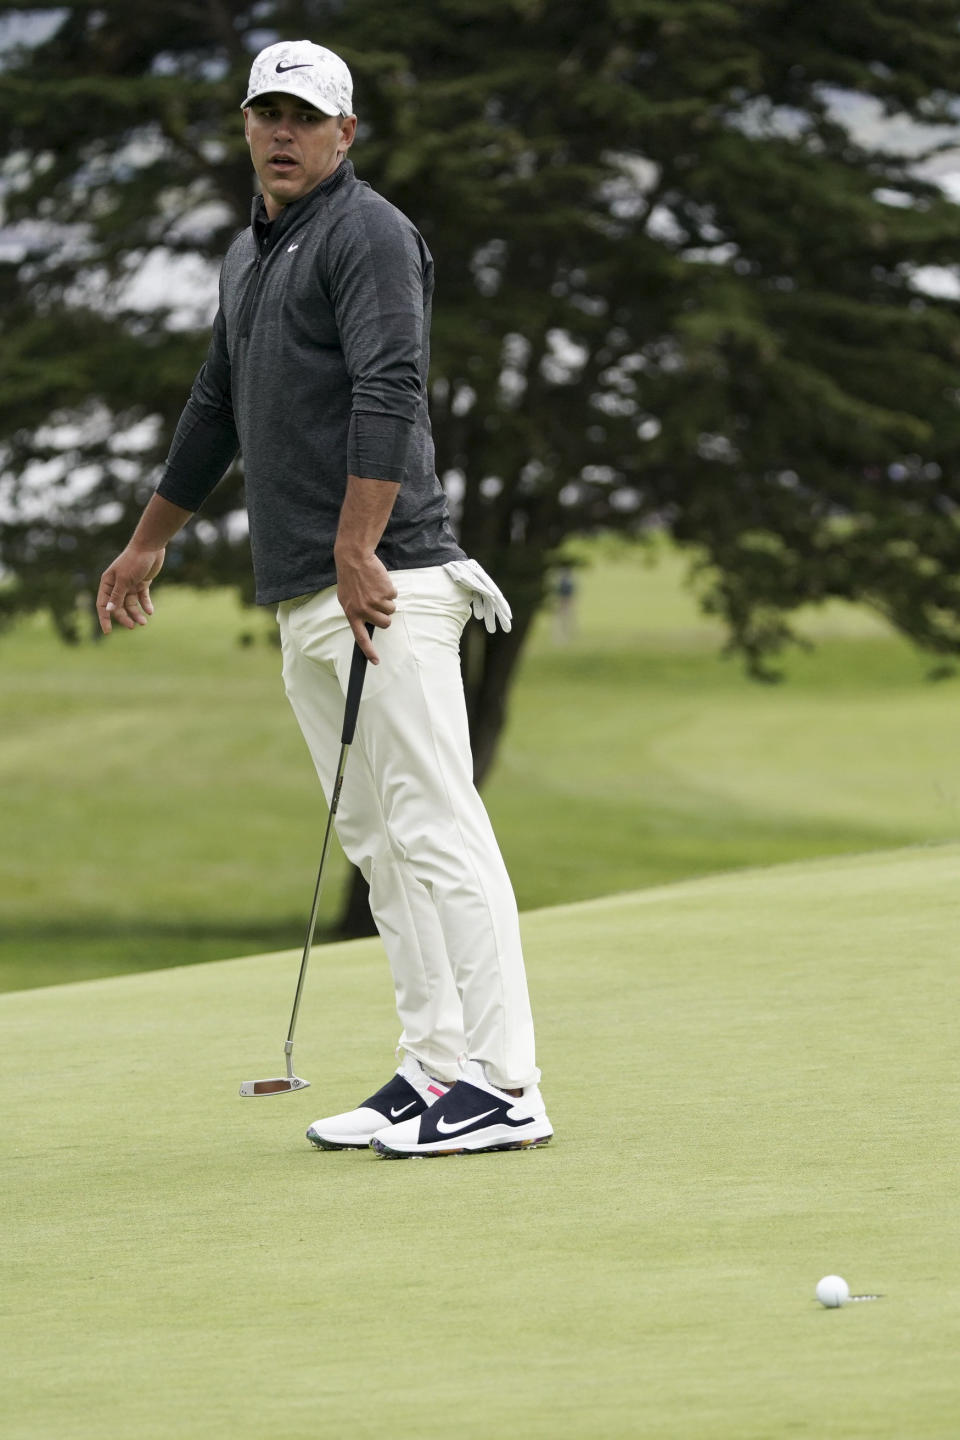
3 1 960 915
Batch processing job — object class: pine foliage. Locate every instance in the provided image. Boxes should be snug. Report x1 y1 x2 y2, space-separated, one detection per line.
3 0 960 724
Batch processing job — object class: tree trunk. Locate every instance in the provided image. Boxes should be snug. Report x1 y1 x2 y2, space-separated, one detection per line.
461 604 538 786
337 863 377 940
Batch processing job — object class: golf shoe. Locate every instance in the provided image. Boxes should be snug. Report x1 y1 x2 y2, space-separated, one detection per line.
306 1053 449 1150
371 1059 553 1158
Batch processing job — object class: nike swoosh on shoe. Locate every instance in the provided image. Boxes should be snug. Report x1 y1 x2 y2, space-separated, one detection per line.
389 1101 417 1118
435 1107 499 1134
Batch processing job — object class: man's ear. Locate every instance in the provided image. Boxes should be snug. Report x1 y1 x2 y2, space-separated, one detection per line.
243 107 251 142
338 114 358 155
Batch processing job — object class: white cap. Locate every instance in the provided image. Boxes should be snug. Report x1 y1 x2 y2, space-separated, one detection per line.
241 41 353 117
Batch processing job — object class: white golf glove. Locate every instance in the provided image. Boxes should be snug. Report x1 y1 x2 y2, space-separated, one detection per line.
444 558 513 633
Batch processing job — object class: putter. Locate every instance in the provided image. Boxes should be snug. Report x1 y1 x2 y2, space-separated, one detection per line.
240 627 372 1097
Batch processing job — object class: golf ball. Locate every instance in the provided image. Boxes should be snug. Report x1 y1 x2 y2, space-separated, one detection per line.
816 1274 850 1308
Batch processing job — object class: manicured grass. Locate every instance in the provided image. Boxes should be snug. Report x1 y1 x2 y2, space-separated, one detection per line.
491 539 959 902
3 844 959 1438
1 540 957 990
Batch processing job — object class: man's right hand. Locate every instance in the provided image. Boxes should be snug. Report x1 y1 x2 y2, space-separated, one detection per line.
96 546 166 634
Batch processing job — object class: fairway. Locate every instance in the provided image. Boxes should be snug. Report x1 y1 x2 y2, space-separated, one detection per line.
4 843 959 1439
3 541 959 992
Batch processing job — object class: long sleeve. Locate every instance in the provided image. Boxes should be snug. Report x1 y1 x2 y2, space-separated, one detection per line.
156 305 240 511
325 205 430 483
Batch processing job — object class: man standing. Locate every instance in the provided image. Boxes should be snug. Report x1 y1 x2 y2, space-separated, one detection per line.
96 40 552 1158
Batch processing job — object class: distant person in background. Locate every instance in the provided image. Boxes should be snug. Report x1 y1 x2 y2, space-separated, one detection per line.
555 565 577 644
94 39 552 1159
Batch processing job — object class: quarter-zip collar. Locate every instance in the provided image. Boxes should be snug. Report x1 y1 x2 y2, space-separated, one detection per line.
250 158 355 257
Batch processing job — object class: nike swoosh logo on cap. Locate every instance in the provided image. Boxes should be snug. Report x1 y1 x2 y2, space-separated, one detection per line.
276 61 312 72
390 1101 416 1118
436 1107 499 1134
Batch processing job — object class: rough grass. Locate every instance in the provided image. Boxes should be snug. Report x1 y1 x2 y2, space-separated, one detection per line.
3 844 959 1439
1 538 957 990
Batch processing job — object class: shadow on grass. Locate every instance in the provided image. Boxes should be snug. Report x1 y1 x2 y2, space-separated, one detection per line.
0 917 346 994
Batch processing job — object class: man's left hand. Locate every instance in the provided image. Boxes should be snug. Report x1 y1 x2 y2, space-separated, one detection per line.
335 550 397 663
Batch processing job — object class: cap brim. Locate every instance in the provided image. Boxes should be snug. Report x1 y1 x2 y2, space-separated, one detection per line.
240 79 341 116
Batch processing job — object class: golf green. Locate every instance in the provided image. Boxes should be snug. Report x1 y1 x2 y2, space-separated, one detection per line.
3 843 959 1438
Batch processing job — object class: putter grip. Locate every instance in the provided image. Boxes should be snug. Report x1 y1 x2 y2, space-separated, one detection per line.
341 624 374 745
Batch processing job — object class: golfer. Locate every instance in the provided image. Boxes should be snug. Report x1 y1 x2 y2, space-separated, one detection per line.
96 40 552 1157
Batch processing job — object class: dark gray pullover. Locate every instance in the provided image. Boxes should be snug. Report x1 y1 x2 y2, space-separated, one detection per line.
157 160 464 604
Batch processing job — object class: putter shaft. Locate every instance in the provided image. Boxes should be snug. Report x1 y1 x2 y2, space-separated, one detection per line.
239 630 371 1097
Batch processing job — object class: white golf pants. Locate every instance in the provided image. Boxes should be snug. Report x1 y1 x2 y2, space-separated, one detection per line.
277 565 539 1090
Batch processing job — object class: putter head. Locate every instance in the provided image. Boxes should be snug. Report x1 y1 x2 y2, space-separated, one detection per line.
239 1076 310 1097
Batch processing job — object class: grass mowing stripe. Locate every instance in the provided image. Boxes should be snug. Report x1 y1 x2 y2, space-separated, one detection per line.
3 844 958 1439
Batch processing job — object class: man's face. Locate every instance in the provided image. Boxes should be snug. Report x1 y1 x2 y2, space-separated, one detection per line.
244 94 356 218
